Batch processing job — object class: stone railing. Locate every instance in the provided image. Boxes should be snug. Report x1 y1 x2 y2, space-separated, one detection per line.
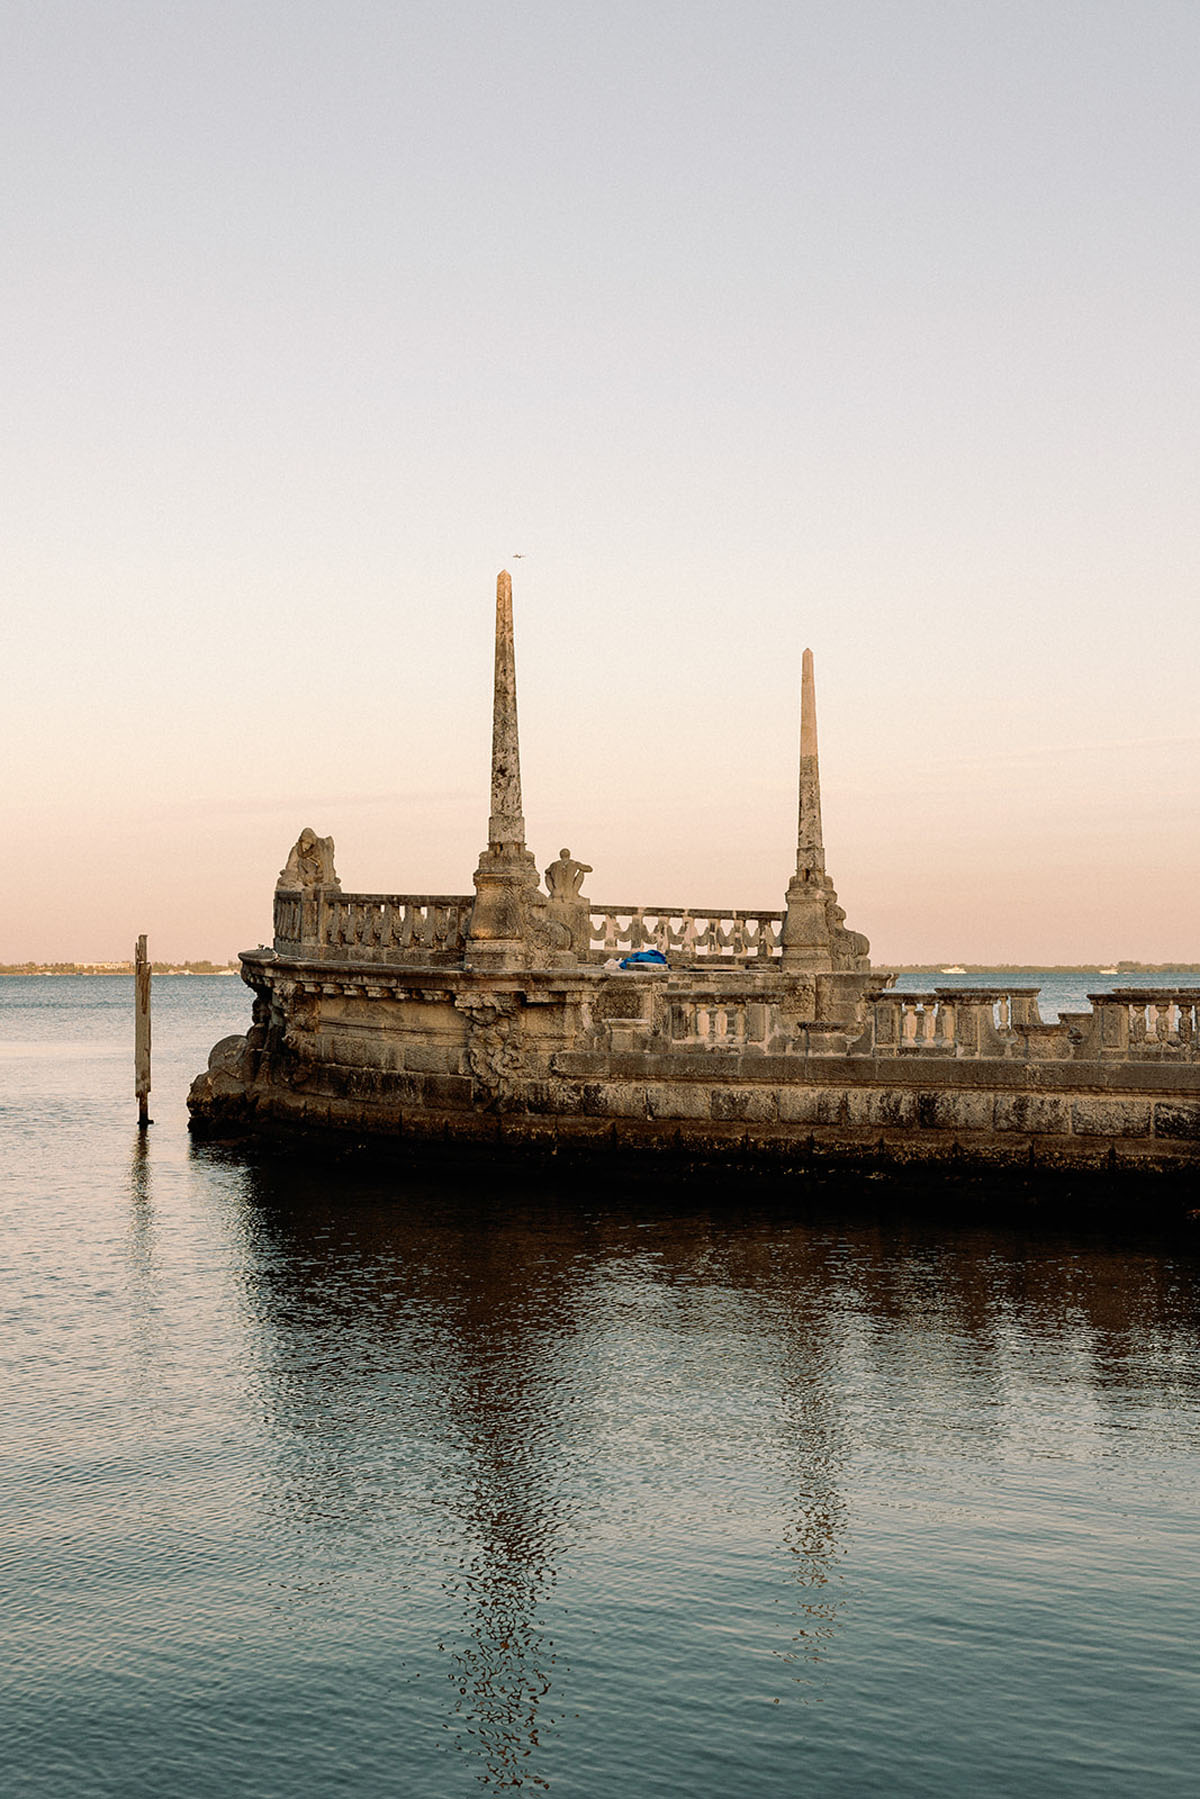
668 994 774 1050
588 906 784 964
869 988 1054 1059
1084 990 1200 1060
274 889 473 964
869 987 1200 1063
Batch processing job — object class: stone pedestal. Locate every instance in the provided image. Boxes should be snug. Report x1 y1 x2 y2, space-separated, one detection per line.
781 870 834 968
464 844 546 970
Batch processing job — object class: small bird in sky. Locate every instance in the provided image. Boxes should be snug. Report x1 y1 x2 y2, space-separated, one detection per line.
512 552 526 558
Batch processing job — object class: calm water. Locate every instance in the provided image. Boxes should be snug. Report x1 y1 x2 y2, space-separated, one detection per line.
2 977 1199 1797
891 967 1198 1019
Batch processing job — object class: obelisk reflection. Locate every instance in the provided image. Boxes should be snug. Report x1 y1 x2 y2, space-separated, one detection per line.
229 1167 591 1788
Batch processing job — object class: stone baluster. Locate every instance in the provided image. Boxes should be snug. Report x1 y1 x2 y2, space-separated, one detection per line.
934 999 956 1052
316 895 334 948
871 992 903 1053
950 998 981 1056
1090 995 1131 1058
1007 991 1045 1028
273 894 302 947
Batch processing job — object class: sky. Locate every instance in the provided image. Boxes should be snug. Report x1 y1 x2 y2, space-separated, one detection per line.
3 0 1197 964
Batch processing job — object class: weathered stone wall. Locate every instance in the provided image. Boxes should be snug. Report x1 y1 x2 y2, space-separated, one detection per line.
189 955 1200 1174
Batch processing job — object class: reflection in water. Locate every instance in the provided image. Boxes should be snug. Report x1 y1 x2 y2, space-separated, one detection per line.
9 982 1200 1798
772 1269 852 1674
434 1251 575 1789
195 1150 1200 1793
124 1129 165 1387
226 1166 598 1787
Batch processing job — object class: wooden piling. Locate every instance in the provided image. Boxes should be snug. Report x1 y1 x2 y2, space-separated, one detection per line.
135 934 152 1127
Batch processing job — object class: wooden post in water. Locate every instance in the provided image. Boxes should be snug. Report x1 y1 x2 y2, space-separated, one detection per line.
135 934 152 1128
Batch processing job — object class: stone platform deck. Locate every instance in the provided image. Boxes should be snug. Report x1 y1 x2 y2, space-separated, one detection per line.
190 952 1200 1178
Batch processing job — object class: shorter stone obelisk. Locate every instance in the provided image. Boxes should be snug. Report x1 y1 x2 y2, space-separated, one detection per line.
464 571 546 969
781 649 835 968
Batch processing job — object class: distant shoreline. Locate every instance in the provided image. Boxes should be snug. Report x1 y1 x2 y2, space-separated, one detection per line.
0 965 239 977
3 961 1196 979
880 964 1200 976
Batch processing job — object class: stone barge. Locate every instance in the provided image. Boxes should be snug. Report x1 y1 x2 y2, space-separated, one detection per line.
190 574 1200 1176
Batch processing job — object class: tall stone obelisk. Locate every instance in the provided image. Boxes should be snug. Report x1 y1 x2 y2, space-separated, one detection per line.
464 571 545 968
781 648 835 967
795 648 824 880
487 569 525 849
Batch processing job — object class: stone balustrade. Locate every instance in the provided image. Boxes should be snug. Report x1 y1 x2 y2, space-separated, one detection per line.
274 889 473 964
870 988 1052 1059
588 906 784 964
868 987 1200 1063
271 888 1200 1063
668 994 772 1050
1086 990 1200 1060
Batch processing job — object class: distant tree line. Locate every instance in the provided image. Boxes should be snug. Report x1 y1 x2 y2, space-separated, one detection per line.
878 962 1200 975
0 960 239 975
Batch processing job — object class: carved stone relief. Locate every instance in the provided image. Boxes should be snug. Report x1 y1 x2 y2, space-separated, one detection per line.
455 995 526 1108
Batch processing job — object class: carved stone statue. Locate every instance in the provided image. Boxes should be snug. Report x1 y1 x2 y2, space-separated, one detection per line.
545 848 592 901
824 880 870 971
544 847 593 956
277 827 341 892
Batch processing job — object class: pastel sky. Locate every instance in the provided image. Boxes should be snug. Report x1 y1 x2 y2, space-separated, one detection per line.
4 1 1197 964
